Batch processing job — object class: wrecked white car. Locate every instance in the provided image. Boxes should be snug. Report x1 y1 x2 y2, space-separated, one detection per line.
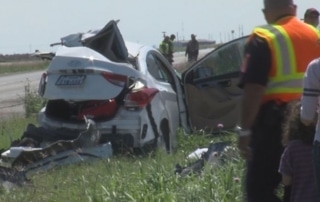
37 20 186 153
36 20 248 153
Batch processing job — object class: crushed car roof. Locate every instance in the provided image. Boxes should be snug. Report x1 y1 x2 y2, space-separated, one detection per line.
60 20 129 63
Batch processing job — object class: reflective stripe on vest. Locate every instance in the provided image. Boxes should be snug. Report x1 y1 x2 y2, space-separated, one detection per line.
253 25 303 95
159 42 168 54
306 23 320 38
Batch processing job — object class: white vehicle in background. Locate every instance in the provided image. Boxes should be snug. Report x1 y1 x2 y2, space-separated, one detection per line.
32 50 55 61
37 20 248 153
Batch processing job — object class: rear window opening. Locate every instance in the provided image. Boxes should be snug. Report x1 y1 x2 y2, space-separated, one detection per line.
44 99 119 123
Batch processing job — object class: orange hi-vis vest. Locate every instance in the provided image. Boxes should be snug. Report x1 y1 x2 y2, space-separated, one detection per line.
253 16 320 103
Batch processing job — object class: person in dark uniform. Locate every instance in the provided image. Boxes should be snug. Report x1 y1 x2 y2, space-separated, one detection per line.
185 34 199 62
167 34 176 64
237 0 320 201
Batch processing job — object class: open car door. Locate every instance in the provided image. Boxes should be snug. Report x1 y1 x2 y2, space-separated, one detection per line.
182 36 248 132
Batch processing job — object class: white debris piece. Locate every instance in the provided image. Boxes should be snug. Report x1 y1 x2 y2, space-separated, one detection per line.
1 147 42 163
187 148 208 160
24 142 113 174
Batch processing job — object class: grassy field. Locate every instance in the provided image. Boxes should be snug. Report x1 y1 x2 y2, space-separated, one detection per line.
0 60 49 75
0 116 246 202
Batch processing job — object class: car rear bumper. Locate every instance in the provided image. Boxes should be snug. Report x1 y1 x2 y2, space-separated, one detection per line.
37 109 155 148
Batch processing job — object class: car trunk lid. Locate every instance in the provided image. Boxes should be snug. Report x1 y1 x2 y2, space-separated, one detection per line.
41 20 144 101
42 47 142 100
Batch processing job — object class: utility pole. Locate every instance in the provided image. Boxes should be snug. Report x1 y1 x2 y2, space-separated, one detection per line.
241 25 244 36
181 22 184 41
162 31 166 38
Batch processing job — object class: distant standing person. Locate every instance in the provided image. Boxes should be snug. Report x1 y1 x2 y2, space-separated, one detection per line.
159 36 170 62
304 8 320 28
185 34 199 62
279 100 318 202
167 34 176 64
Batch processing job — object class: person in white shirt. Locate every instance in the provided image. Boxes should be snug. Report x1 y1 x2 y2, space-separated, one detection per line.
300 58 320 200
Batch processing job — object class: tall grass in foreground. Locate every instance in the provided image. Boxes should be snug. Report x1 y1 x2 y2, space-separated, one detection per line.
0 117 37 149
0 116 245 202
23 82 46 118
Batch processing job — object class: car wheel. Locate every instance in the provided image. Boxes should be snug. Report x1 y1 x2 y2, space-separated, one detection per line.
159 119 171 153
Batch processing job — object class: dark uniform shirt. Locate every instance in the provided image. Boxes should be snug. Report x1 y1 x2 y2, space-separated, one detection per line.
239 34 271 88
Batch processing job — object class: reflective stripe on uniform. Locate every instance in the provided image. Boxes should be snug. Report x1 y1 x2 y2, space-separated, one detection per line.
265 79 303 93
254 25 297 77
253 25 303 95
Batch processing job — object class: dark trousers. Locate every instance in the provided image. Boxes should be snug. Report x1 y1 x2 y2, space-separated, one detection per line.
313 140 320 200
245 101 286 202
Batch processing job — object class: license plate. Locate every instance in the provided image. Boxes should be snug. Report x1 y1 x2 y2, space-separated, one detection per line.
55 75 86 86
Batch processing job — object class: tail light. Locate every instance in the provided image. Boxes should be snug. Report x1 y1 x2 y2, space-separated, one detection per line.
124 88 159 109
101 72 127 87
38 72 47 96
77 99 117 120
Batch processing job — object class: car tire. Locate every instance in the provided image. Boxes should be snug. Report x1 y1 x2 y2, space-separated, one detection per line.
160 119 171 153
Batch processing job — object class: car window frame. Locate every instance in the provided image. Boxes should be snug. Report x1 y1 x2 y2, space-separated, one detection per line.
182 36 249 83
146 52 174 84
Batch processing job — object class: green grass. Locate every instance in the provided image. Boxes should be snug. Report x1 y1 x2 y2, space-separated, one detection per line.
0 117 246 202
0 60 49 75
0 117 37 149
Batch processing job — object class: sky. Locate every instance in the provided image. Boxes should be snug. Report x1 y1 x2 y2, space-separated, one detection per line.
0 0 319 54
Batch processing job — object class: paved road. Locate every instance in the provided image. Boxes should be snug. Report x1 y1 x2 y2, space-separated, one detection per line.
172 48 213 72
0 48 213 117
0 71 44 117
173 48 213 65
